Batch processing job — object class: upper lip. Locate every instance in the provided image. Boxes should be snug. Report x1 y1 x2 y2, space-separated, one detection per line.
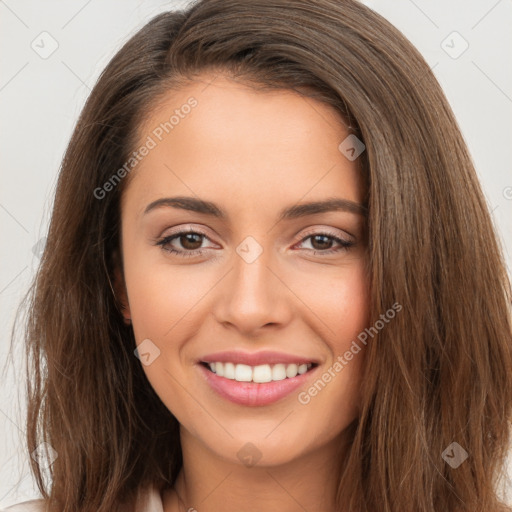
198 350 319 367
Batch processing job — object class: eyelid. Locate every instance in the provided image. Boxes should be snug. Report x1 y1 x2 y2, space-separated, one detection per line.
153 225 219 255
158 224 214 240
294 225 355 243
157 224 354 245
155 224 357 260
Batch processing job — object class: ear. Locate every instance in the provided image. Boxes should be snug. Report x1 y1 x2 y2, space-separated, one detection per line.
111 249 131 324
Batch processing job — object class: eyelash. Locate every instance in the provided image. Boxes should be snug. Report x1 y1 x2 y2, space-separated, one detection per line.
155 228 355 258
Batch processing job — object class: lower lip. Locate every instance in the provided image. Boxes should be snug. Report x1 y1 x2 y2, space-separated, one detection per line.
197 363 318 406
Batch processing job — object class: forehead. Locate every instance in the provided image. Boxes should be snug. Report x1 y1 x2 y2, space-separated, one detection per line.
122 75 365 216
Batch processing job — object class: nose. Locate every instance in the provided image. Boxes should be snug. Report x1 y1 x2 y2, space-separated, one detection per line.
213 244 292 336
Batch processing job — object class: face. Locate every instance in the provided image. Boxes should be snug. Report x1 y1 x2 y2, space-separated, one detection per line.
116 74 370 467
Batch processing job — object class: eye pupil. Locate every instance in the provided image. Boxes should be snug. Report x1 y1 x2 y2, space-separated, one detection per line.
311 234 332 250
181 233 203 250
159 230 351 257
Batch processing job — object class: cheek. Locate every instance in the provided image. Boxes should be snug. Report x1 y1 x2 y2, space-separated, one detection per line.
122 237 212 339
330 265 370 349
294 260 370 418
292 256 370 350
122 256 201 417
124 233 370 417
328 263 370 391
122 245 221 410
333 269 370 357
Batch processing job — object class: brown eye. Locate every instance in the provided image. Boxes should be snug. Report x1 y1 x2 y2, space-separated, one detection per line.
156 230 213 257
296 231 354 255
309 234 335 251
179 233 204 250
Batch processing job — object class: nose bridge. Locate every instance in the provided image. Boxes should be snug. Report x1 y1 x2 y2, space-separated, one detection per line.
214 234 287 332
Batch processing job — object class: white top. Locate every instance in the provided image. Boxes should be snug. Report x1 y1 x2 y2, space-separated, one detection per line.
0 484 164 512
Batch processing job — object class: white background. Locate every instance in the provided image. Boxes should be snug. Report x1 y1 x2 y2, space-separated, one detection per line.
1 0 511 507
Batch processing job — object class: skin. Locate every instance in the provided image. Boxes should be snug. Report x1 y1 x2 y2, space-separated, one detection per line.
115 74 371 512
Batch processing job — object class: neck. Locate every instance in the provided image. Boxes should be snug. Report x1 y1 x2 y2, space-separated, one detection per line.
170 426 351 512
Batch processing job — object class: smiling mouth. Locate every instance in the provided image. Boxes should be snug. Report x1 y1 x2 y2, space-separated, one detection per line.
200 361 318 383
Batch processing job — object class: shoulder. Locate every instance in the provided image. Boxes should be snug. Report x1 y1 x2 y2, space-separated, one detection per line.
0 483 164 512
0 499 45 512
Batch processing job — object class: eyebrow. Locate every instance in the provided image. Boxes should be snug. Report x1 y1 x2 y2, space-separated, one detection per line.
143 196 368 220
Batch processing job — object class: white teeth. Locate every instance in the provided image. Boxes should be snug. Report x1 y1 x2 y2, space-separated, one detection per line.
253 364 272 383
298 364 308 375
271 364 287 381
224 362 235 379
205 362 313 382
286 364 298 378
234 364 253 382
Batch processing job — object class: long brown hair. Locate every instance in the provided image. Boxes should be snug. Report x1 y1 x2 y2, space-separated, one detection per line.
13 0 512 510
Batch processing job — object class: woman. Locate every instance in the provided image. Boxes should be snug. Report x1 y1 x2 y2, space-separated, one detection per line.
4 0 512 511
